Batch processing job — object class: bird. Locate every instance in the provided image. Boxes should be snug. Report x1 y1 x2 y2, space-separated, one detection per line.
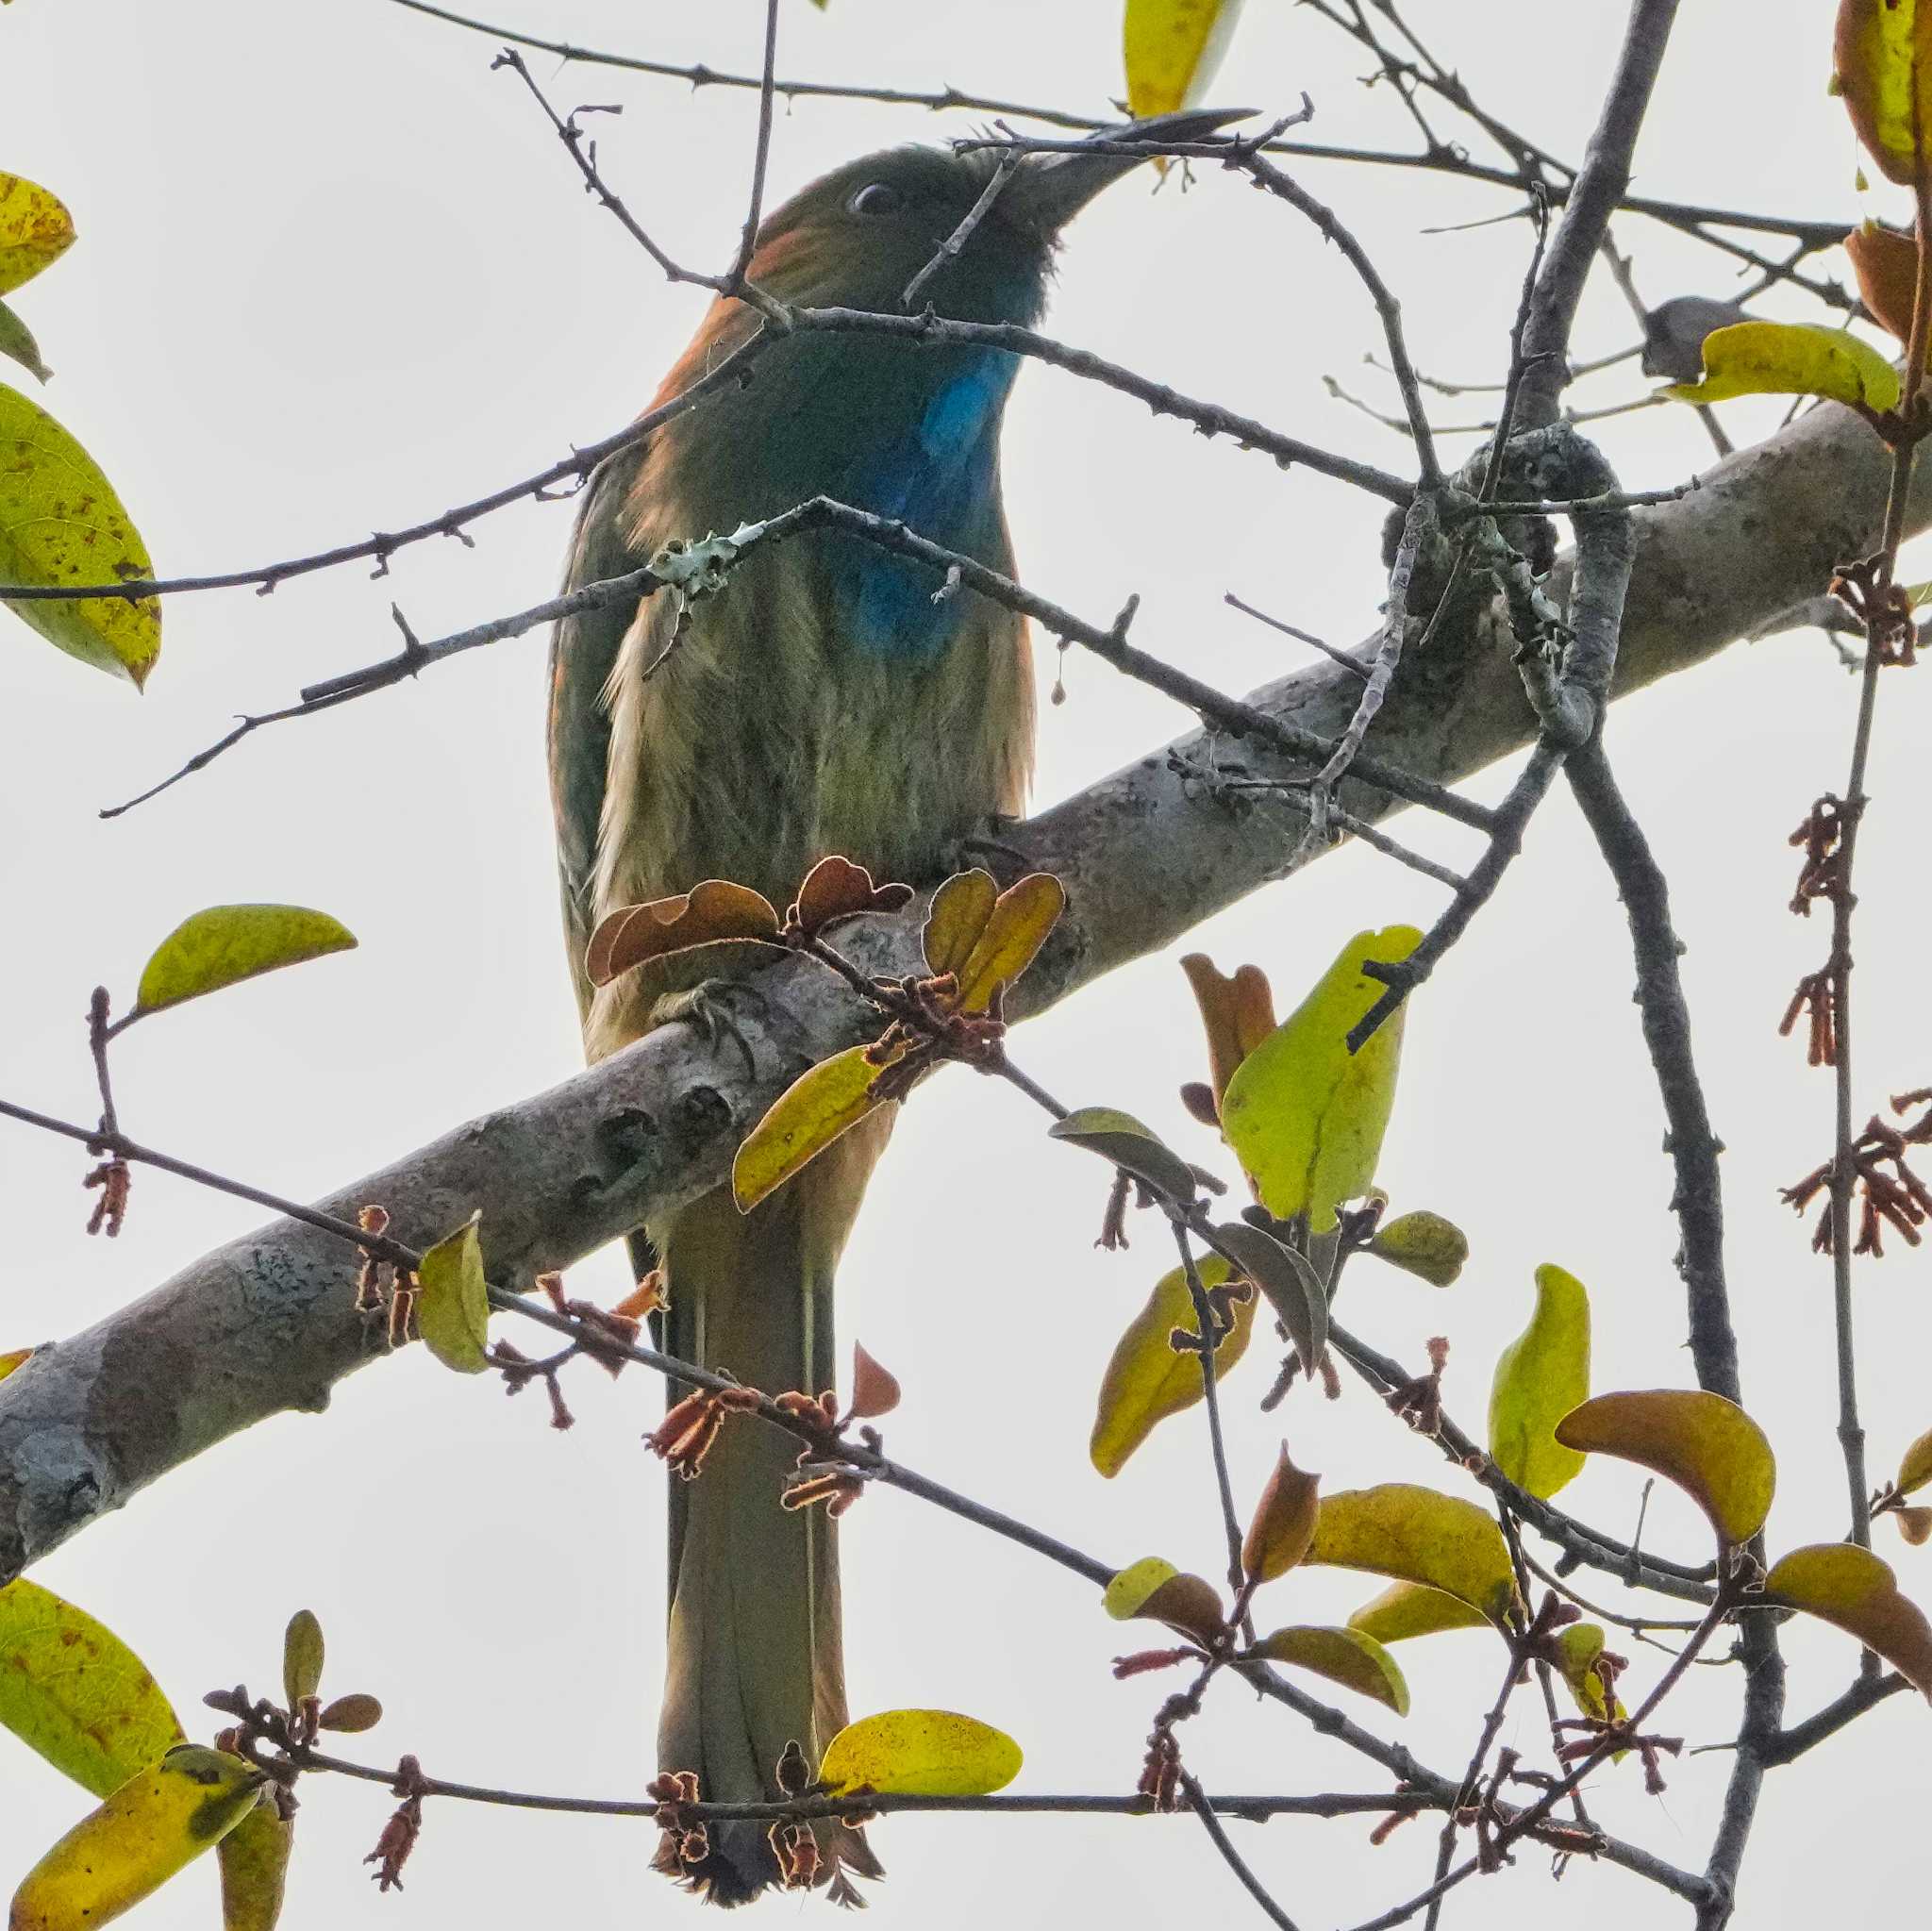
548 109 1235 1905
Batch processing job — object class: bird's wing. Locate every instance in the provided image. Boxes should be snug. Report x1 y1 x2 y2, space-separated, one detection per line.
548 441 650 1020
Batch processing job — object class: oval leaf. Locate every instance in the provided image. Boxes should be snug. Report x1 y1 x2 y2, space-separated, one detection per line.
0 175 76 298
1897 1423 1932 1497
1488 1263 1591 1500
732 1042 894 1212
1249 1624 1409 1715
1220 926 1422 1232
952 873 1065 1012
1897 1506 1932 1546
0 1579 185 1799
8 1746 266 1931
1210 1220 1325 1375
415 1212 490 1374
217 1805 292 1931
1844 220 1919 345
1554 1390 1774 1548
1836 0 1932 187
1103 1556 1181 1621
281 1611 323 1712
1090 1255 1252 1477
1101 1560 1224 1644
315 1693 383 1734
133 906 357 1019
1364 1210 1468 1287
922 869 998 978
817 1710 1022 1798
1242 1442 1321 1585
1124 0 1247 120
1048 1106 1198 1204
0 299 50 385
1346 1579 1489 1646
1765 1542 1932 1697
584 880 780 986
0 384 159 688
1179 953 1277 1112
1664 321 1901 414
1307 1484 1519 1626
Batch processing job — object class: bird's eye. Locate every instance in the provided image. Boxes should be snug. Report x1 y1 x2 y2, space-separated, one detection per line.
847 181 905 218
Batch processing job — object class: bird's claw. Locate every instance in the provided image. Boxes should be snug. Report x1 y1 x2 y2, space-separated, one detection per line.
650 979 771 1080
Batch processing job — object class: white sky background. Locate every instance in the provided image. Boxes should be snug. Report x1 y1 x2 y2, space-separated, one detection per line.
2 0 1928 1925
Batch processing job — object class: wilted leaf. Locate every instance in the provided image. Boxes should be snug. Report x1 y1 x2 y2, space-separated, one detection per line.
0 1345 29 1382
0 299 49 384
280 1612 323 1711
787 855 911 936
1048 1106 1198 1204
0 175 76 297
8 1745 266 1931
216 1804 292 1931
1219 926 1423 1231
1103 1556 1181 1620
848 1342 901 1420
817 1710 1022 1798
133 905 357 1019
1307 1485 1519 1625
1364 1210 1468 1287
1553 1623 1625 1725
1836 0 1932 187
1210 1220 1325 1374
1101 1559 1225 1644
1765 1542 1932 1696
1179 953 1276 1110
1488 1263 1591 1500
952 873 1064 1012
1844 220 1919 344
732 1042 896 1211
0 1579 185 1798
1345 1579 1489 1645
1248 1624 1409 1715
922 868 998 977
1091 1255 1253 1476
1555 1390 1774 1548
1897 1506 1932 1546
1639 295 1752 383
1242 1443 1321 1584
1664 321 1901 414
585 880 780 986
1124 0 1247 120
315 1693 382 1734
0 384 159 688
415 1213 490 1373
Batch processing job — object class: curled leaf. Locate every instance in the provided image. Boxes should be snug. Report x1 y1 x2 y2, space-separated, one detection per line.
1179 953 1275 1111
1124 0 1247 120
1835 0 1932 187
1091 1255 1252 1476
788 856 911 937
0 175 76 298
1555 1390 1774 1548
1553 1623 1625 1725
1663 321 1901 414
1248 1625 1409 1715
1242 1443 1321 1584
1219 926 1422 1231
1101 1559 1224 1643
281 1611 324 1711
848 1342 901 1420
133 906 357 1019
415 1213 491 1374
1896 1423 1932 1497
1364 1210 1468 1287
1048 1106 1198 1204
1307 1485 1519 1626
1844 220 1920 345
1210 1220 1325 1376
1103 1557 1180 1620
1488 1263 1591 1500
817 1710 1022 1798
1765 1542 1932 1696
732 1042 897 1211
1345 1579 1488 1646
585 880 780 986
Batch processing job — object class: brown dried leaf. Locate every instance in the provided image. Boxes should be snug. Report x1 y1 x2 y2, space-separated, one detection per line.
586 881 780 985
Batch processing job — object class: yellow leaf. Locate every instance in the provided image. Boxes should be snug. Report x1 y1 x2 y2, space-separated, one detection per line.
1124 0 1247 120
732 1042 894 1211
0 1580 185 1799
0 175 76 298
1101 1559 1224 1643
585 880 780 986
1178 953 1276 1108
1552 1623 1625 1726
0 1345 29 1382
0 300 49 385
0 384 159 688
216 1805 292 1931
1555 1390 1775 1549
952 873 1064 1012
1488 1263 1591 1500
8 1745 266 1931
1364 1210 1468 1287
817 1710 1022 1798
1664 321 1900 413
1047 1106 1199 1203
1307 1484 1520 1626
1103 1556 1181 1620
1090 1255 1252 1476
1242 1442 1321 1585
133 906 357 1018
1248 1625 1409 1715
1765 1542 1932 1696
1210 1219 1325 1374
1897 1423 1932 1496
281 1611 323 1711
1345 1579 1489 1645
415 1213 491 1374
922 868 998 978
1836 0 1932 187
1219 926 1423 1232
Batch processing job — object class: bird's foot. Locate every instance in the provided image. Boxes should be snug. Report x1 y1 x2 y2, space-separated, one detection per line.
650 978 771 1080
945 812 1034 885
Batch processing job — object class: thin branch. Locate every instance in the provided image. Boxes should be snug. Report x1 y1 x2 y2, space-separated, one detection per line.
1180 1773 1304 1931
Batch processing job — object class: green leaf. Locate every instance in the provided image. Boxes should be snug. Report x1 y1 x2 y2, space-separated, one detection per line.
1124 0 1247 120
732 1042 895 1212
1047 1106 1199 1204
0 1579 185 1799
1209 1220 1326 1375
1364 1210 1468 1287
1765 1542 1932 1696
1664 321 1901 413
315 1693 382 1734
1219 926 1422 1232
280 1611 323 1711
0 384 160 688
0 298 50 384
415 1213 491 1373
217 1804 292 1931
0 175 76 298
1345 1579 1489 1645
1307 1484 1520 1625
817 1710 1023 1797
1091 1254 1254 1476
133 905 357 1018
1487 1263 1591 1499
1555 1390 1775 1548
1552 1623 1625 1726
1249 1624 1409 1715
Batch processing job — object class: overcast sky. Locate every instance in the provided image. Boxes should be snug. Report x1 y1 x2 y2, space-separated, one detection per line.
3 3 1928 1928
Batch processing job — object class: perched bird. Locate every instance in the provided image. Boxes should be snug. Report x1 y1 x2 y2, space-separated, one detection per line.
548 111 1230 1904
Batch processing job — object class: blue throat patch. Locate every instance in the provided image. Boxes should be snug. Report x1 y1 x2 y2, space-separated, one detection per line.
840 351 1015 659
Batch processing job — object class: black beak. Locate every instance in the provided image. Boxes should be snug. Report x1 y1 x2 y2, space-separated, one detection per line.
998 108 1257 238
